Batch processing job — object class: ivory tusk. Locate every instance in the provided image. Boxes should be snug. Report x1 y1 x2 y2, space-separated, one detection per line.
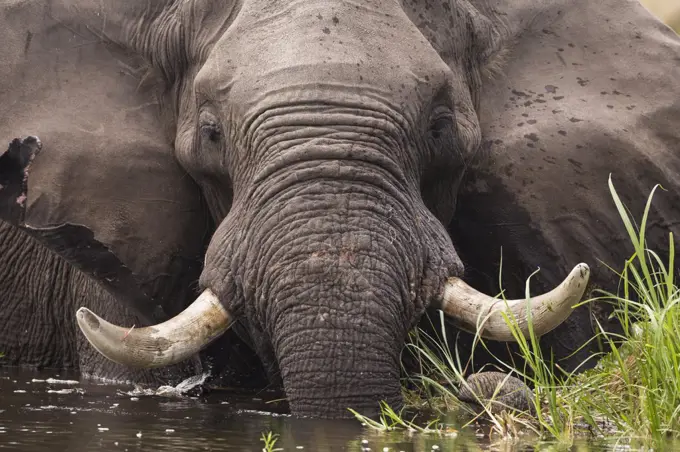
439 263 590 341
76 289 232 368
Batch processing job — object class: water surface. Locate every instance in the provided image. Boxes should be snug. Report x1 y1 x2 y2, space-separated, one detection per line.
0 368 651 451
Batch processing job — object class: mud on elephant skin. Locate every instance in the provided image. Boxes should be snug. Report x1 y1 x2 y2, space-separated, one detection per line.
0 0 678 419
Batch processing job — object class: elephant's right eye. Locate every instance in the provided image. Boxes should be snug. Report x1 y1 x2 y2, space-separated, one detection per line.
200 122 222 143
198 108 223 145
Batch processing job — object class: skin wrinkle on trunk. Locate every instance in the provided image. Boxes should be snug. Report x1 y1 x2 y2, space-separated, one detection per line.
246 104 413 171
259 198 418 328
269 243 410 417
281 344 403 417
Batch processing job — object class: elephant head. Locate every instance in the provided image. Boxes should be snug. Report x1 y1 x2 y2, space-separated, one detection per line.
62 0 591 418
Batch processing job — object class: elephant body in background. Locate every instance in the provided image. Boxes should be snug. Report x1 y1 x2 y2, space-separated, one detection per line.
452 0 680 366
0 220 200 383
0 0 677 418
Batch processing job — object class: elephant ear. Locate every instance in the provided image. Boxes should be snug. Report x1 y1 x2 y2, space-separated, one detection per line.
0 2 210 320
447 0 680 367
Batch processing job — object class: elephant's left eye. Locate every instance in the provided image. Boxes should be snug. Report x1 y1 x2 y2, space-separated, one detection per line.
430 116 453 140
428 106 456 144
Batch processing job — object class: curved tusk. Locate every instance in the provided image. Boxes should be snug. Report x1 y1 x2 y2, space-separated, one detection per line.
76 289 233 368
439 263 590 342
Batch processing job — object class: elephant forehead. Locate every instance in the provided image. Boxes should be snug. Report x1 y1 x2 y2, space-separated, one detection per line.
194 0 451 108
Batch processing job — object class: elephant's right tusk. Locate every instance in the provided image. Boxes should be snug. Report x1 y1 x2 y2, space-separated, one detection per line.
76 289 233 368
437 263 590 341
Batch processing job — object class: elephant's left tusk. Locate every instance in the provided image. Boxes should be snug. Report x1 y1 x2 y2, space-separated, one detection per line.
76 289 233 368
437 263 590 341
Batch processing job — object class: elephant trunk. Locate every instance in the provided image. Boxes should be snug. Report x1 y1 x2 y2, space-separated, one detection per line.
199 141 463 417
274 310 403 418
260 190 418 418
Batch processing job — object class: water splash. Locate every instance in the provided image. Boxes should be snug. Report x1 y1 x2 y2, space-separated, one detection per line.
119 372 211 398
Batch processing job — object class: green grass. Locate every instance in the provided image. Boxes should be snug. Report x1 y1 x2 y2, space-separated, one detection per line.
352 177 680 448
260 431 282 452
349 401 447 434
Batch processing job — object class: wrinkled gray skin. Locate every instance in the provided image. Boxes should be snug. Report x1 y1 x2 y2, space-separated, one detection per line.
0 0 678 418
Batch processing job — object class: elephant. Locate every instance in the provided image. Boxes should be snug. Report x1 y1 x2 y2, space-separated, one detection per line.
0 0 677 419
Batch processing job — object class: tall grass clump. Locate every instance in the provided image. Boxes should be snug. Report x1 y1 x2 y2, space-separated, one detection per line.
353 177 680 448
563 176 680 443
477 176 680 446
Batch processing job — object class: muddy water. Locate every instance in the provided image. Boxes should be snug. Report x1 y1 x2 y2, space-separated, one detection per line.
0 368 645 451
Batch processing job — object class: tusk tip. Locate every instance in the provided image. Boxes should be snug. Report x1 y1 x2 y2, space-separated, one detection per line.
76 307 101 332
571 263 591 283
